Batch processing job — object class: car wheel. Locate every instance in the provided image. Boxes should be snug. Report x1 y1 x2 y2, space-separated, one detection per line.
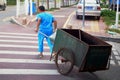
76 15 80 19
97 16 100 20
2 6 5 11
95 16 100 20
76 15 82 19
2 7 5 11
2 4 6 11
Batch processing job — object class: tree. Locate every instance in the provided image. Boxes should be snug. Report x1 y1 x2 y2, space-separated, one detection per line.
102 0 107 4
7 0 16 5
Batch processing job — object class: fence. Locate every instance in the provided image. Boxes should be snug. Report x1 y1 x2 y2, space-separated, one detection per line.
38 0 77 9
15 0 77 16
61 0 77 7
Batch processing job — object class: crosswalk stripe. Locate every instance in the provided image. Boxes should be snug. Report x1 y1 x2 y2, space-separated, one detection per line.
0 44 49 49
0 31 58 76
0 40 38 43
0 51 50 55
0 58 54 64
0 36 48 44
0 69 60 75
0 35 37 39
0 32 37 36
0 38 47 44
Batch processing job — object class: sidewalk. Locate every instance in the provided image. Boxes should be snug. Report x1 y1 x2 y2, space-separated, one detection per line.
11 7 75 28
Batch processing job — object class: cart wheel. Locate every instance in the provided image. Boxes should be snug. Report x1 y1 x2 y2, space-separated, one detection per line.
55 48 74 75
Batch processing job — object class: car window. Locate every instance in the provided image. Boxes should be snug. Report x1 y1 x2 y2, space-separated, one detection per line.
79 0 97 4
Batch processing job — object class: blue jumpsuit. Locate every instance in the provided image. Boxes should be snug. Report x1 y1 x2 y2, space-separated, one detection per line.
36 12 55 53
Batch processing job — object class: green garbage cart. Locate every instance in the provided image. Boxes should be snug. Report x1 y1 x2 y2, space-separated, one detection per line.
51 29 112 75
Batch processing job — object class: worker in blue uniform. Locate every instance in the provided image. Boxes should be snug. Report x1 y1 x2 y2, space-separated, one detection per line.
35 5 57 58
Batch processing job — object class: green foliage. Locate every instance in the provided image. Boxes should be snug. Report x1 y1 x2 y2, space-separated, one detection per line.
100 4 108 8
20 0 24 1
7 0 16 5
103 17 115 26
101 0 106 3
7 0 24 5
101 9 120 34
101 9 117 26
101 9 116 17
46 8 60 11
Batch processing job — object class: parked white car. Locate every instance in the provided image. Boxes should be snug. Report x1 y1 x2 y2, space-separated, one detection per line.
0 0 7 11
76 0 101 20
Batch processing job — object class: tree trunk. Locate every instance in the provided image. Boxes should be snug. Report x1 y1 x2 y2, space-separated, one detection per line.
62 0 64 6
36 0 39 8
47 0 49 9
54 0 56 8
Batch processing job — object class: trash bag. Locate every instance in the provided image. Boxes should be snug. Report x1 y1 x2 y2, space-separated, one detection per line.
39 31 57 44
49 31 56 43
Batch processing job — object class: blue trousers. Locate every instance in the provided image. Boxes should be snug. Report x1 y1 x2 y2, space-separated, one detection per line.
38 29 53 53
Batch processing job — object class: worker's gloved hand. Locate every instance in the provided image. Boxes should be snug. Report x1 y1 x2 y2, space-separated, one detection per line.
34 28 38 32
54 29 57 32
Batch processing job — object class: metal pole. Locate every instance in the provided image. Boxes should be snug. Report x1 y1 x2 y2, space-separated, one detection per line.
82 0 85 30
115 0 119 28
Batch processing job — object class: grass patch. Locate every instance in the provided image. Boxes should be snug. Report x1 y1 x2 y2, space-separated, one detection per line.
101 9 120 34
100 4 108 8
101 9 116 26
108 28 120 34
7 0 24 5
7 0 16 5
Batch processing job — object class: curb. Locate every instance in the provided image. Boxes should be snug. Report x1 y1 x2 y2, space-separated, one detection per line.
96 35 120 43
10 17 27 27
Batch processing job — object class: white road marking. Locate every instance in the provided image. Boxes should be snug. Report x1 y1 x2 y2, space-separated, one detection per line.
63 11 75 28
0 44 49 49
0 58 54 64
0 69 60 75
0 40 38 43
0 32 37 36
0 50 50 55
54 15 66 17
0 35 37 39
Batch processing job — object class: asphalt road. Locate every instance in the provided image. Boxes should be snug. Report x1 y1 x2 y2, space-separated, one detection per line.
0 6 16 25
